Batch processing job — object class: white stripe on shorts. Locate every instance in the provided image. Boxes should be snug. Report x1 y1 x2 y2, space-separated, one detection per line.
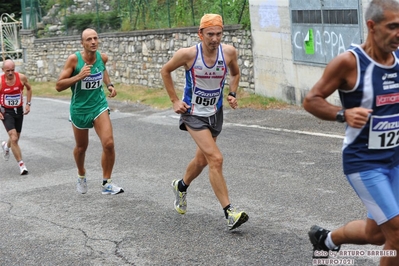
347 171 388 225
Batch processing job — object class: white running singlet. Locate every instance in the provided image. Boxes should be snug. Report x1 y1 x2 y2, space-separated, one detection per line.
182 43 227 117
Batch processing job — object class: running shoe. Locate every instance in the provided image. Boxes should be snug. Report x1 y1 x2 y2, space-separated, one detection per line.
226 207 249 230
308 225 340 259
2 141 9 161
171 179 187 214
19 163 28 175
77 177 88 194
102 180 124 195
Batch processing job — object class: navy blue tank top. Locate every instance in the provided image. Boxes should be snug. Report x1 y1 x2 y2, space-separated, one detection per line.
340 45 399 174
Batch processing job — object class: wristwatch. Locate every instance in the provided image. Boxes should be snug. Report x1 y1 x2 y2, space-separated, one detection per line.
336 109 345 123
27 102 31 106
228 92 236 98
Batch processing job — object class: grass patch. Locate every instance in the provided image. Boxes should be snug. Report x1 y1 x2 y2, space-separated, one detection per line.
233 89 289 110
116 84 172 109
30 81 289 110
31 81 70 98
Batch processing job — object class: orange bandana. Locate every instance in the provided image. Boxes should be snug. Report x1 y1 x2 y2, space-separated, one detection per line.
199 14 223 29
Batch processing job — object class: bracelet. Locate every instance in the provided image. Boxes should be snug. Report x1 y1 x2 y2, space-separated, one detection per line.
107 83 114 88
228 92 236 98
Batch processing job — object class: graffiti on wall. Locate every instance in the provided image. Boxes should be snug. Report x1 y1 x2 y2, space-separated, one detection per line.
289 0 362 64
292 25 361 64
294 29 346 58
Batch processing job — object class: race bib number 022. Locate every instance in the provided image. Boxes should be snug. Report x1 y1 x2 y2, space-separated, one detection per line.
369 114 399 149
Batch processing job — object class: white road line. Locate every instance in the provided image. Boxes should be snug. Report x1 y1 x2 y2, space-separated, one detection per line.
34 97 70 104
227 123 345 139
35 98 345 139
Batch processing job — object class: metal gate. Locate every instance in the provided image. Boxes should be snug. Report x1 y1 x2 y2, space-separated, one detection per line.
0 13 23 62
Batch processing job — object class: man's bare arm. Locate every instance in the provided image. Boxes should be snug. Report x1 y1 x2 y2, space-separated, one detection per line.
56 54 91 92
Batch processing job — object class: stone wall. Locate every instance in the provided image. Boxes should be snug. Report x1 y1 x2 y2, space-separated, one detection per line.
20 25 254 92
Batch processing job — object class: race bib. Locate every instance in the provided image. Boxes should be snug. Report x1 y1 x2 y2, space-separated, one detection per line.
369 114 399 149
192 87 221 107
81 72 103 90
3 94 22 107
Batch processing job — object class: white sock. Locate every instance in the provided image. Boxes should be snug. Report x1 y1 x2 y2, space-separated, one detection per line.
325 232 338 250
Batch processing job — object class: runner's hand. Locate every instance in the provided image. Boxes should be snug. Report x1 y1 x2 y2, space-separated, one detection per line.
79 64 92 79
227 95 238 109
173 100 190 114
345 107 373 128
107 86 117 98
24 105 30 115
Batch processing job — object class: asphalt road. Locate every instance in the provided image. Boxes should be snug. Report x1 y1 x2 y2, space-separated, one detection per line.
0 97 383 265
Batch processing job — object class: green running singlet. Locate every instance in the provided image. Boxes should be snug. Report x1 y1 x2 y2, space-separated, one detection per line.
69 51 109 128
70 51 108 115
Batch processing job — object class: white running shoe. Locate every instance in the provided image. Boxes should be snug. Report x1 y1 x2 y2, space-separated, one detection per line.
77 177 88 194
19 163 28 175
102 180 124 195
2 141 10 161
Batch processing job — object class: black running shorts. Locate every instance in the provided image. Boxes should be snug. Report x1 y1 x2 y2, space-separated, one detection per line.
1 106 24 133
179 107 223 137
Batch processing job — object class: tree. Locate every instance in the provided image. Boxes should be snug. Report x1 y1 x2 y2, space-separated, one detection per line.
0 0 21 19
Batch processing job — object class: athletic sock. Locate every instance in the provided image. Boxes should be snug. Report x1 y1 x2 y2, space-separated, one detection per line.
18 160 24 167
178 179 188 192
103 179 110 186
325 232 338 250
223 204 232 219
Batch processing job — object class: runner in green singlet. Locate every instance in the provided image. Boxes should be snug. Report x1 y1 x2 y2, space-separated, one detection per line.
56 28 124 195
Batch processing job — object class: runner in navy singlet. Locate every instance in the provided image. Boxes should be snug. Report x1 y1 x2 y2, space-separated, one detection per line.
304 1 399 265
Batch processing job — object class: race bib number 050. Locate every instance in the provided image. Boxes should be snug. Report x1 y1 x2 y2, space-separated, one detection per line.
369 114 399 149
192 87 221 106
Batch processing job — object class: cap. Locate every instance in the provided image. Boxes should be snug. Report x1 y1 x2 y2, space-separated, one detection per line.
199 14 223 30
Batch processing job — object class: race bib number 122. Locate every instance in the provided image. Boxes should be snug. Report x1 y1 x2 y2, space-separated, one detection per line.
369 114 399 149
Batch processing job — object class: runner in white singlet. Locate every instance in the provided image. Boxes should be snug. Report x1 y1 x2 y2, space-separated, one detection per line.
161 14 248 230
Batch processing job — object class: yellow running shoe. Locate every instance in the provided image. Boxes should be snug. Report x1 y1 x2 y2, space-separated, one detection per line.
171 179 187 214
226 208 249 230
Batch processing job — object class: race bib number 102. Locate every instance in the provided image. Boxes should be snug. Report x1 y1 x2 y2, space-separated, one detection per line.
369 114 399 149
